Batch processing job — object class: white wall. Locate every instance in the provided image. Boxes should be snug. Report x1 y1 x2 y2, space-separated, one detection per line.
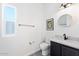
43 3 61 41
0 3 61 56
54 4 79 38
0 3 45 56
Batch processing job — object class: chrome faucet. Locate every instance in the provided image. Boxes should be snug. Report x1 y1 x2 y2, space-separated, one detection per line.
63 34 68 40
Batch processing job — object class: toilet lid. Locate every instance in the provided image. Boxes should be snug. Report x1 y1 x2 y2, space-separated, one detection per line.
40 43 49 48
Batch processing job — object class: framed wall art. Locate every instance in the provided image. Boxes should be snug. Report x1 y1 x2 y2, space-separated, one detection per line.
46 18 54 31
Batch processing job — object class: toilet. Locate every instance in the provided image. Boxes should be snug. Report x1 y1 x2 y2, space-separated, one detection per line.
40 42 50 56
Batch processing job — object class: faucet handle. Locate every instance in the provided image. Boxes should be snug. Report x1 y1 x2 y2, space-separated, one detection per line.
63 34 68 40
63 34 66 36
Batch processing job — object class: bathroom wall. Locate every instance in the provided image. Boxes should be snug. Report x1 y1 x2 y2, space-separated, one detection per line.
44 3 79 39
0 3 45 56
43 3 61 41
54 4 79 37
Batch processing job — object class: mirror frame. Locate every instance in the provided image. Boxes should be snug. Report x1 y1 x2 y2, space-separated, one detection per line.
58 14 72 27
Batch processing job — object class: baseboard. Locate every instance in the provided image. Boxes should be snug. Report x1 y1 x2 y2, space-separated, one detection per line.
24 48 41 56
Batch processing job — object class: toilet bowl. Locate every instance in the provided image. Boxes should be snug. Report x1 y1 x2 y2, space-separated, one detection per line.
40 42 50 56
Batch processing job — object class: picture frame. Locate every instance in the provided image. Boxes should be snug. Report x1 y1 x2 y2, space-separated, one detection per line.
46 18 54 31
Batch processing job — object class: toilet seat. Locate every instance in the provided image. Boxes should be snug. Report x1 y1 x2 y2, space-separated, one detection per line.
40 42 49 50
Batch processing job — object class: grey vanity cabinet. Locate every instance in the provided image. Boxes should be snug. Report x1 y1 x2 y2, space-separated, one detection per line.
50 41 79 56
50 41 62 56
62 45 79 56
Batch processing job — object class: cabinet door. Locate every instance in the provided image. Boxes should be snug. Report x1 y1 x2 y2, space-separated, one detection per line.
62 45 79 56
50 41 61 56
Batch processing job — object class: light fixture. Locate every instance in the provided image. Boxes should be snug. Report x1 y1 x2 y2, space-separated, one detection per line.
60 3 72 9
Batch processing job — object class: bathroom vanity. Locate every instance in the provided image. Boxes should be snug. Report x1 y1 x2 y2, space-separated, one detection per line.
50 37 79 56
50 5 79 56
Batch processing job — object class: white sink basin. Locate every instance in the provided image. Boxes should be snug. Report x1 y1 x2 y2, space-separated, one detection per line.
66 36 79 42
54 35 79 42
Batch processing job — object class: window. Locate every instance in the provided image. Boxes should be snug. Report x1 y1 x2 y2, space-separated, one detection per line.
2 4 16 37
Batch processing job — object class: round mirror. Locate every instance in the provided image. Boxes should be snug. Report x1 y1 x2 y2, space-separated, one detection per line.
58 14 72 27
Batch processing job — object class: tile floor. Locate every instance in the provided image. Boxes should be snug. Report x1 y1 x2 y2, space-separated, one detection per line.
30 50 50 56
30 50 42 56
